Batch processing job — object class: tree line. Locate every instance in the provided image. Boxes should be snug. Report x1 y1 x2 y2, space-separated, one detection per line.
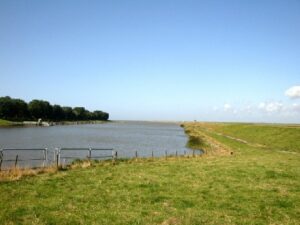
0 96 109 121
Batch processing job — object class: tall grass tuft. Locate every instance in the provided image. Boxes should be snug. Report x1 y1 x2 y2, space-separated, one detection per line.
0 166 57 181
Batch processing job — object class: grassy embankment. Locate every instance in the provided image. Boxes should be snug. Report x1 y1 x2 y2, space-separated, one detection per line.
0 123 299 224
0 119 10 126
0 119 24 127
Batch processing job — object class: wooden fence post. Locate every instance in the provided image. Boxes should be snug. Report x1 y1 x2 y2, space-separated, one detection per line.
135 151 138 159
43 148 47 167
56 152 59 169
88 148 92 161
15 155 18 168
53 149 56 164
0 150 3 171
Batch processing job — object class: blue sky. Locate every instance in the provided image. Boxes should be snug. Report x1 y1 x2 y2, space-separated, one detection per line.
1 0 299 122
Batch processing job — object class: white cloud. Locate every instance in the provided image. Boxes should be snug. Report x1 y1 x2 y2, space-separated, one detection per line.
258 102 266 109
292 103 300 112
224 103 232 111
212 100 300 123
213 106 219 111
285 86 300 99
243 104 255 114
258 102 283 113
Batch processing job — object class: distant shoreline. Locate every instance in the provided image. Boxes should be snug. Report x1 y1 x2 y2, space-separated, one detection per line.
0 119 110 127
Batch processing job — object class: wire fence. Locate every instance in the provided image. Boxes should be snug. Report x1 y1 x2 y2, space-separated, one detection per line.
0 147 115 171
57 147 115 167
0 147 203 171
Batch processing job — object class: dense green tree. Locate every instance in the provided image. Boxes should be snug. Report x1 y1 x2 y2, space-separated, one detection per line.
93 110 109 120
52 105 65 121
0 96 109 121
0 96 14 119
0 96 29 120
62 107 76 121
73 107 86 120
12 98 29 120
28 100 53 120
102 112 109 120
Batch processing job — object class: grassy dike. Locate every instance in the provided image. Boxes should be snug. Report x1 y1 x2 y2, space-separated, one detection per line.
0 123 299 225
0 119 24 127
0 119 10 126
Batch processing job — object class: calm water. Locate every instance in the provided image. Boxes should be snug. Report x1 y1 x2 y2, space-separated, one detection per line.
0 121 194 168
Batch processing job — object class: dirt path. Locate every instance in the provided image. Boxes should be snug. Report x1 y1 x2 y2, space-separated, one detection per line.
203 128 299 155
198 126 264 148
213 132 266 148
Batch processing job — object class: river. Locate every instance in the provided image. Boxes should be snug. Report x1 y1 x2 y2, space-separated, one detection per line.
0 121 195 169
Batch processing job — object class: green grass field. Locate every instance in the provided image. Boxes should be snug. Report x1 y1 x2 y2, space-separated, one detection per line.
0 119 13 126
0 123 299 225
196 122 300 152
0 119 24 127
